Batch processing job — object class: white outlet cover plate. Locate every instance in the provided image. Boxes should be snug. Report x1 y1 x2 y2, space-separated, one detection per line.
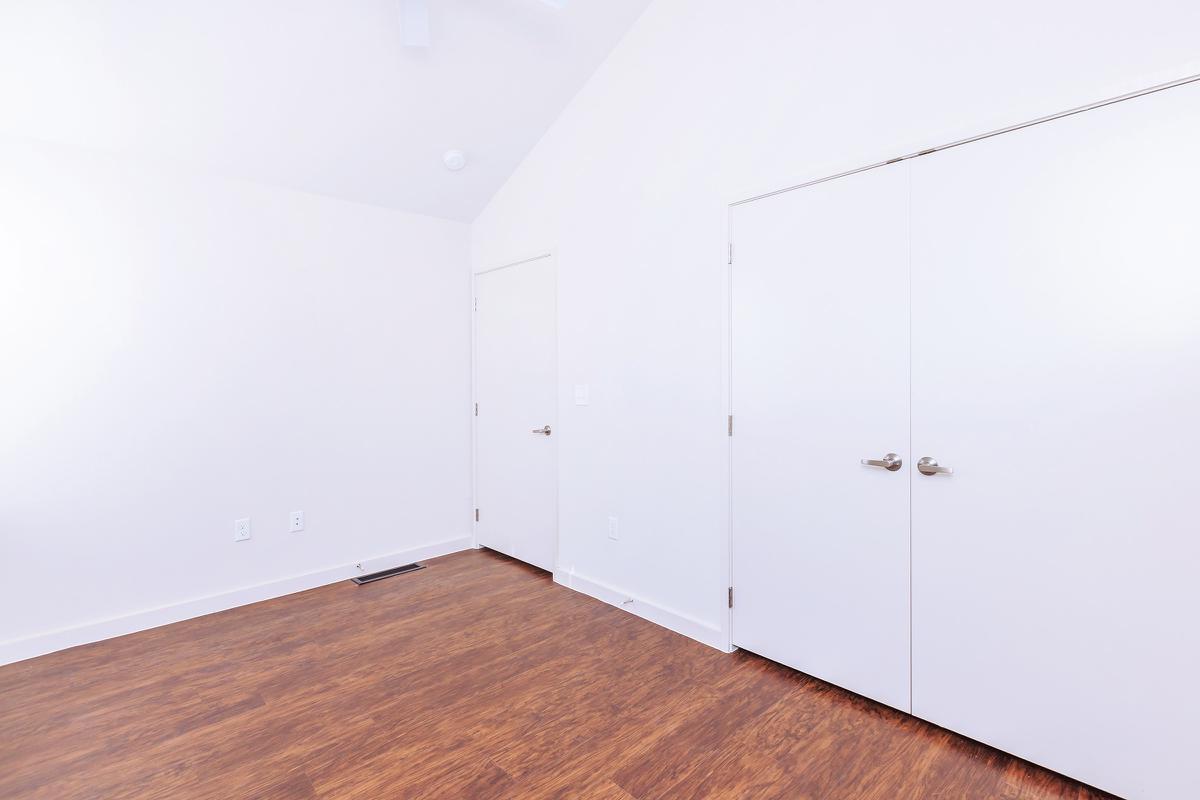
290 511 305 532
234 518 251 541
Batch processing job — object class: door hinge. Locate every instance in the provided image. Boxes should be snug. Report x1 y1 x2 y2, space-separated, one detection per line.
727 414 733 436
728 242 733 265
474 297 478 311
474 402 478 416
475 508 479 522
728 586 734 608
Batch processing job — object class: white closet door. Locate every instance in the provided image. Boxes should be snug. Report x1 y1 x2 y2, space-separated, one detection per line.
731 163 911 712
911 82 1200 799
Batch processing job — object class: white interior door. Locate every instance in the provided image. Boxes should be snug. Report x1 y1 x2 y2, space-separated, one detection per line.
475 256 557 571
911 82 1200 799
731 163 911 712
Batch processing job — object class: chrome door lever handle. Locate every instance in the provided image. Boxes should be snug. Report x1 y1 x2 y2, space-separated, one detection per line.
917 457 952 476
531 425 552 436
861 453 902 471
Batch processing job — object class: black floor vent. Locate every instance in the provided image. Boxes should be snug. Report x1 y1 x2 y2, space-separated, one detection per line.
351 563 426 585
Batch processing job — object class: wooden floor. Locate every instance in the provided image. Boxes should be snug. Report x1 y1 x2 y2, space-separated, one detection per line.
1 549 1115 799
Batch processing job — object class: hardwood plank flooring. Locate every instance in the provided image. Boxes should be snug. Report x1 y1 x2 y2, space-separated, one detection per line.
0 548 1116 799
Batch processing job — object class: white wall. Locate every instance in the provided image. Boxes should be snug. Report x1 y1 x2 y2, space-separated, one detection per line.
470 0 1200 648
1 136 472 664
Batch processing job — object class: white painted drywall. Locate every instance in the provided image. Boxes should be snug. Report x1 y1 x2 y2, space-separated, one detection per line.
0 136 472 663
470 0 1200 647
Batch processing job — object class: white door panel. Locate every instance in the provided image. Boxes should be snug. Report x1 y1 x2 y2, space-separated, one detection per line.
911 82 1200 799
475 257 557 571
732 163 911 712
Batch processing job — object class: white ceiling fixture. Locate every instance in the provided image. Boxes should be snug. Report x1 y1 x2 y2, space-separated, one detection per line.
443 149 468 171
401 0 570 49
400 0 432 47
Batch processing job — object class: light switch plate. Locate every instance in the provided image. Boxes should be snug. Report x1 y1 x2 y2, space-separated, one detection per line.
289 510 305 532
574 384 590 405
608 516 619 540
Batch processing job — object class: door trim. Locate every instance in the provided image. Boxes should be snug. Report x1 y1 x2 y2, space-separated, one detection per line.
722 215 734 653
470 251 559 571
474 252 553 277
730 69 1200 209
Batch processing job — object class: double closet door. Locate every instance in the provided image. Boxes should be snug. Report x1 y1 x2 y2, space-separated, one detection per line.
732 79 1200 800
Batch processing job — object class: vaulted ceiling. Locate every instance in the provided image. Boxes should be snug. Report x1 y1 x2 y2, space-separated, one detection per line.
0 0 653 220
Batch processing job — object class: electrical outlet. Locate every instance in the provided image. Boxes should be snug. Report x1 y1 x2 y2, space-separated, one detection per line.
234 518 251 542
289 510 305 532
608 516 619 541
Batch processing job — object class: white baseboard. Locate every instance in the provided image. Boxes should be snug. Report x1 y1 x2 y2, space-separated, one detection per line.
553 568 732 653
0 535 473 667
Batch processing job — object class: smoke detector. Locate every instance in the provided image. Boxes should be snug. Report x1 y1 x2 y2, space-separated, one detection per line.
443 149 468 171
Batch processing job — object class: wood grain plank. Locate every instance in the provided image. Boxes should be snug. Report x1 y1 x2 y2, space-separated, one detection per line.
0 548 1117 799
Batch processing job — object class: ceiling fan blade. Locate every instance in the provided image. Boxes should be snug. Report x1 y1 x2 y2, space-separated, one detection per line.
400 0 431 47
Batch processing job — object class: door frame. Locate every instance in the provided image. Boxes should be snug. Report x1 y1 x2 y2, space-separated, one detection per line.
722 217 735 653
470 251 559 571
